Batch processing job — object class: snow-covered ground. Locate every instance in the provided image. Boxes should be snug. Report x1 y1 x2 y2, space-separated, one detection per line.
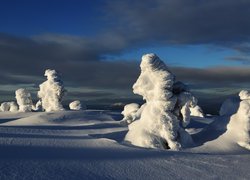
0 110 249 180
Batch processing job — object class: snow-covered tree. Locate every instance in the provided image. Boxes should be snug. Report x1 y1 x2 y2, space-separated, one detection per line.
15 88 33 112
125 53 192 150
38 69 66 112
9 102 18 112
0 102 10 112
227 90 250 150
69 100 84 110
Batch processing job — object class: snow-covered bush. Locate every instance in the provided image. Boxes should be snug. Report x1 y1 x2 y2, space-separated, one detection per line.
190 105 204 117
125 53 192 150
9 102 18 112
15 88 33 112
69 100 84 110
219 97 240 116
120 103 140 125
227 90 250 150
0 102 19 112
172 81 201 126
38 69 66 112
0 102 10 112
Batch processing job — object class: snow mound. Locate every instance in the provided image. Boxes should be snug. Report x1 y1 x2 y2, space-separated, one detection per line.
219 97 240 116
38 69 66 112
69 100 85 110
125 53 192 150
15 88 33 112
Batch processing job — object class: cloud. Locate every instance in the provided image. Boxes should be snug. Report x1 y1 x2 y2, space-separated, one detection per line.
105 0 250 45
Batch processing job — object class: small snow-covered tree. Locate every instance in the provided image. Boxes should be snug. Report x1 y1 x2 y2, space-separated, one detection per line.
9 102 18 112
38 69 66 112
125 53 192 150
69 100 84 110
227 90 250 150
0 102 10 112
15 88 33 112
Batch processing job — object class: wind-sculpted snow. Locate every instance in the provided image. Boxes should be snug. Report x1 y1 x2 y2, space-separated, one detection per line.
190 105 204 117
15 88 33 112
125 53 193 150
38 69 66 112
227 90 250 150
69 100 84 110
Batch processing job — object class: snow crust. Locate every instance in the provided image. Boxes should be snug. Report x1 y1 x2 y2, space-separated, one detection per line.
38 69 66 112
15 88 33 112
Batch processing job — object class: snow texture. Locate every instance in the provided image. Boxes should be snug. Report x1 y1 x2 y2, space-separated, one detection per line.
125 53 192 150
219 97 240 116
227 90 250 149
38 69 66 112
15 88 33 112
69 100 84 110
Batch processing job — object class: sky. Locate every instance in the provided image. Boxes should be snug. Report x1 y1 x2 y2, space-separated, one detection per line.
0 0 250 113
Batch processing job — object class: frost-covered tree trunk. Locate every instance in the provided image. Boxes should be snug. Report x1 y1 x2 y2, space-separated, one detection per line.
15 88 33 112
38 69 66 112
125 53 193 150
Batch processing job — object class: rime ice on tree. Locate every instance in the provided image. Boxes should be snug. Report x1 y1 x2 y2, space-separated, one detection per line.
125 53 192 150
15 88 33 112
38 69 66 112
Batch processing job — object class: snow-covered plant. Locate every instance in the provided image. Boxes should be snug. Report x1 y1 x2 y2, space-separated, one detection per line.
69 100 84 110
38 69 66 112
125 53 192 150
172 81 203 124
227 90 250 150
0 102 10 112
9 102 18 112
120 103 140 125
15 88 33 112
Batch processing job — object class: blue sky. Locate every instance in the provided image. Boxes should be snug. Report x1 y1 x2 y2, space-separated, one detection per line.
0 0 250 113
